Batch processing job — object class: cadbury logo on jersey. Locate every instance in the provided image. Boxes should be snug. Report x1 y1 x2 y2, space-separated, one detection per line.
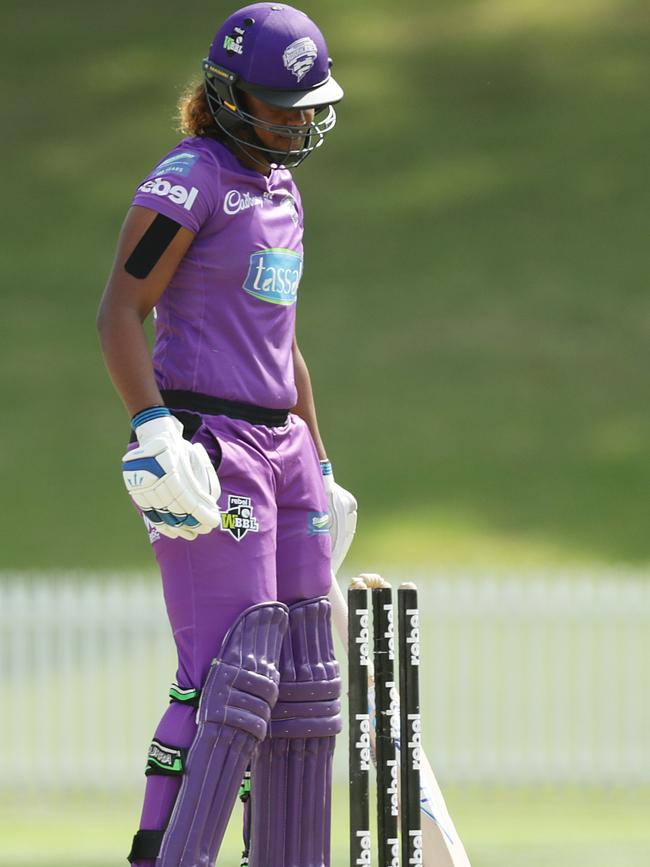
137 178 199 211
224 189 271 215
223 189 299 225
242 248 303 306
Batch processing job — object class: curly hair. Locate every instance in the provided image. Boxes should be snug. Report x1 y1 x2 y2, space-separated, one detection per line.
178 82 217 137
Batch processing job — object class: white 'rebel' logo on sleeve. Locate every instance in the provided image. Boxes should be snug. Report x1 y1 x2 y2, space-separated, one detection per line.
137 178 198 211
282 37 318 82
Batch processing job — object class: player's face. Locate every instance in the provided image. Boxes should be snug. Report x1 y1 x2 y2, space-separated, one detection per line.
244 92 316 157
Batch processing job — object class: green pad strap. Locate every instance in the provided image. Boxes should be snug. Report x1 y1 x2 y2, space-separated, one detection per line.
169 681 200 707
238 768 252 801
145 739 186 776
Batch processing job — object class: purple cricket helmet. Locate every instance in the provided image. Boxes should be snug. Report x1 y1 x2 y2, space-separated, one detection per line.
202 3 343 168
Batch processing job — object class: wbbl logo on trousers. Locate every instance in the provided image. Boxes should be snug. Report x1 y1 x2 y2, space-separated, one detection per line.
220 495 259 541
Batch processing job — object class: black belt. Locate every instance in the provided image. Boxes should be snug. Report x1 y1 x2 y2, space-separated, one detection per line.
161 389 290 427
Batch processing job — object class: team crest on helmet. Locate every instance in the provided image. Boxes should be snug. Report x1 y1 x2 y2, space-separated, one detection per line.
220 495 260 541
282 37 318 82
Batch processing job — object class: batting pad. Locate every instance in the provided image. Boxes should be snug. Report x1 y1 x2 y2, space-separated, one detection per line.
154 601 288 867
248 596 342 867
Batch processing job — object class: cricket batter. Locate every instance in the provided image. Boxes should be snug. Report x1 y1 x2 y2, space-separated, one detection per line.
97 5 356 865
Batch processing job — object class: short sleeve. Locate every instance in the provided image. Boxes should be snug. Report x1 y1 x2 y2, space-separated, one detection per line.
131 145 219 234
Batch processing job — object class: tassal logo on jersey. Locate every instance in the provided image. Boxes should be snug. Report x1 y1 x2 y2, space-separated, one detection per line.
137 177 198 211
242 248 303 306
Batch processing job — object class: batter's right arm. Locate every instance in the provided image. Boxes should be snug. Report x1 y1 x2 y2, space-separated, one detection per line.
97 205 195 417
98 206 220 541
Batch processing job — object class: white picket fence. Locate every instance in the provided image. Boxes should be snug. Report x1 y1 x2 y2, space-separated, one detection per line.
1 571 649 791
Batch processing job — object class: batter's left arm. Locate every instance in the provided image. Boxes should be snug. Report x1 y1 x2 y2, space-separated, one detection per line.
291 336 328 460
292 336 358 573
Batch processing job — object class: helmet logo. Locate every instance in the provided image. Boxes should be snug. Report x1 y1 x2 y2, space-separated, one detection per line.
223 26 246 55
283 37 318 82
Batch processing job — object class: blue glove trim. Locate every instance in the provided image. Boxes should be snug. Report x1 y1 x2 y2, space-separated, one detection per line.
320 460 333 477
131 406 171 430
122 457 166 479
142 508 200 528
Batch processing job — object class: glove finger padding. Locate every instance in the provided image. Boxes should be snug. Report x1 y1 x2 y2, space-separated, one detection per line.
172 443 221 527
122 414 221 539
154 522 200 542
188 442 219 493
323 473 358 574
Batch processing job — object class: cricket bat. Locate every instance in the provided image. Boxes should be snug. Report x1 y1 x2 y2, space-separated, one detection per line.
329 572 472 867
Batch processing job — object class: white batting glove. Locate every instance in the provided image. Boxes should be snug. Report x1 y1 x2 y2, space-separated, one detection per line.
122 407 221 541
321 460 357 573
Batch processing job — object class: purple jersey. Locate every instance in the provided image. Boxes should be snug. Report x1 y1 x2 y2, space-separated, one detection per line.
131 136 304 409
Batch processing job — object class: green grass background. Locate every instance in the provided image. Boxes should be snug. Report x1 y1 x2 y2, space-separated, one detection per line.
2 0 649 571
2 786 650 867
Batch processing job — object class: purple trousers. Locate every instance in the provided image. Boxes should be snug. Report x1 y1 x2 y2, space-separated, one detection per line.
133 412 332 863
